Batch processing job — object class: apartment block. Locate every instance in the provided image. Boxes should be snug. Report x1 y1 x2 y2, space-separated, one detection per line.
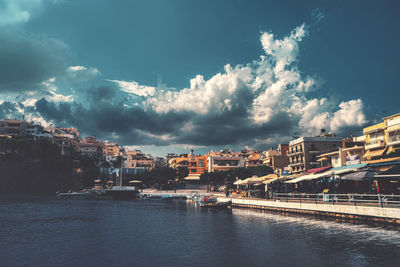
288 134 342 173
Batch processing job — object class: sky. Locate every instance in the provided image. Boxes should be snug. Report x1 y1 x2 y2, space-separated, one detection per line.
0 0 399 156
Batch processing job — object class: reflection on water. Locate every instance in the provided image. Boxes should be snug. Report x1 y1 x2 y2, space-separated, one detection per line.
0 196 399 267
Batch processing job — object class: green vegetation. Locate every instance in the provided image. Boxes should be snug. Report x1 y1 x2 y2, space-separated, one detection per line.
0 138 99 195
128 166 188 189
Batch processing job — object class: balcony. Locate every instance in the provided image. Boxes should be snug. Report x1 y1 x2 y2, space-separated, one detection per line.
388 134 400 146
365 139 385 150
288 150 303 156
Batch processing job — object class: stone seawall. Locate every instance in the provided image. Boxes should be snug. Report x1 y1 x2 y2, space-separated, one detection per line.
217 197 400 225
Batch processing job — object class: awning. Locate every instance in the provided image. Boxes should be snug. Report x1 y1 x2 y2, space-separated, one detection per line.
306 166 332 174
233 179 244 185
184 174 201 181
363 148 386 160
341 170 377 181
330 163 368 174
364 157 400 165
245 176 266 184
387 146 400 155
285 172 332 184
128 180 142 183
261 174 278 179
263 178 279 184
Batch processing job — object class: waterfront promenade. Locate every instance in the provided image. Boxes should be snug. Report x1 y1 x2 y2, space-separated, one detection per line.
140 189 400 225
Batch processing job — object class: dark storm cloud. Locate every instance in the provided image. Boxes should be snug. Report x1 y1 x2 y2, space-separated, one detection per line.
34 83 296 147
0 101 23 119
0 28 69 92
174 111 294 146
34 88 193 145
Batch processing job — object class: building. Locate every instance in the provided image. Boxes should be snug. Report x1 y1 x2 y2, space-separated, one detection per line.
167 151 207 175
263 144 289 172
0 119 28 137
44 126 81 156
245 152 264 168
207 149 245 172
123 150 155 172
317 137 366 168
155 157 165 168
362 113 400 169
165 153 180 166
78 136 104 162
103 142 120 163
363 122 387 162
168 154 189 169
187 151 207 175
384 113 400 158
288 133 342 173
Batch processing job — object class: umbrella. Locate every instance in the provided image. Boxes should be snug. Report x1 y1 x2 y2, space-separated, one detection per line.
129 180 143 183
341 170 376 181
233 179 244 185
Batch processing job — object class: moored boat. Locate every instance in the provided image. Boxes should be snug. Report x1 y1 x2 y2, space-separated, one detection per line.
56 190 91 198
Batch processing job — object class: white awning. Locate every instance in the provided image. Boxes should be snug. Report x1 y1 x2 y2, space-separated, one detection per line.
184 174 201 181
285 172 332 184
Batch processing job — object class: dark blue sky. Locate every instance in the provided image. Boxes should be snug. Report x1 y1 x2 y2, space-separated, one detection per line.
0 0 399 155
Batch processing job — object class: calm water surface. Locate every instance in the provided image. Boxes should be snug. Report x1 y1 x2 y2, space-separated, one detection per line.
1 196 400 267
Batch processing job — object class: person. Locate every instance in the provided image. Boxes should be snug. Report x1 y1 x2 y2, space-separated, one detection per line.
225 187 229 197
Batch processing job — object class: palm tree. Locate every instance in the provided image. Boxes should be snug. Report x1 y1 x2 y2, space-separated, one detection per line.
111 155 126 186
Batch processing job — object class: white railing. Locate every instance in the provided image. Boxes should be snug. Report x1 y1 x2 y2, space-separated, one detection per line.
272 193 400 208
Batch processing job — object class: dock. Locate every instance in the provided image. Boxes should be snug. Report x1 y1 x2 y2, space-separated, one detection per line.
138 189 211 199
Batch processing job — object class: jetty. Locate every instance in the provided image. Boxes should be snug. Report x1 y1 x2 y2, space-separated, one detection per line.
138 189 211 199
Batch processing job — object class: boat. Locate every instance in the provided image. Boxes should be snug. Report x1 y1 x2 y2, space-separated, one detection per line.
56 190 91 198
89 186 139 200
187 193 231 208
200 200 232 208
160 194 174 200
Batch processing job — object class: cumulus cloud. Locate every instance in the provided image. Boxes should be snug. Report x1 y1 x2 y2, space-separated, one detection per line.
144 23 366 146
66 65 100 82
12 22 367 148
330 99 366 132
107 79 156 97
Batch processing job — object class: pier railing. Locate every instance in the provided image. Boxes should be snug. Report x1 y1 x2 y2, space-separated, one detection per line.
272 193 400 208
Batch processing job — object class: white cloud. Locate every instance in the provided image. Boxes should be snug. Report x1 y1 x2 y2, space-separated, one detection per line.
107 79 156 97
145 22 366 137
41 77 74 102
330 99 366 132
66 65 100 81
150 64 253 114
0 0 60 26
22 98 38 107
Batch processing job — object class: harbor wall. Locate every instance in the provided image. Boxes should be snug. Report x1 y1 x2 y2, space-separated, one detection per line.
217 197 400 225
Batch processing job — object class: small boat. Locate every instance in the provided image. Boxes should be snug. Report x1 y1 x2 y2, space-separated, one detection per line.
189 195 231 208
160 194 174 200
56 190 91 198
200 200 232 208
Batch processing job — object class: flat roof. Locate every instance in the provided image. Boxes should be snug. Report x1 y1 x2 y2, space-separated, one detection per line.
289 136 342 145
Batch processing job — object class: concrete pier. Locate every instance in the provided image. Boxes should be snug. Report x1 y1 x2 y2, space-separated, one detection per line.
217 197 400 225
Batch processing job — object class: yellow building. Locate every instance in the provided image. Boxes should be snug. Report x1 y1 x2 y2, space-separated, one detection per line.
362 113 400 164
384 113 400 157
